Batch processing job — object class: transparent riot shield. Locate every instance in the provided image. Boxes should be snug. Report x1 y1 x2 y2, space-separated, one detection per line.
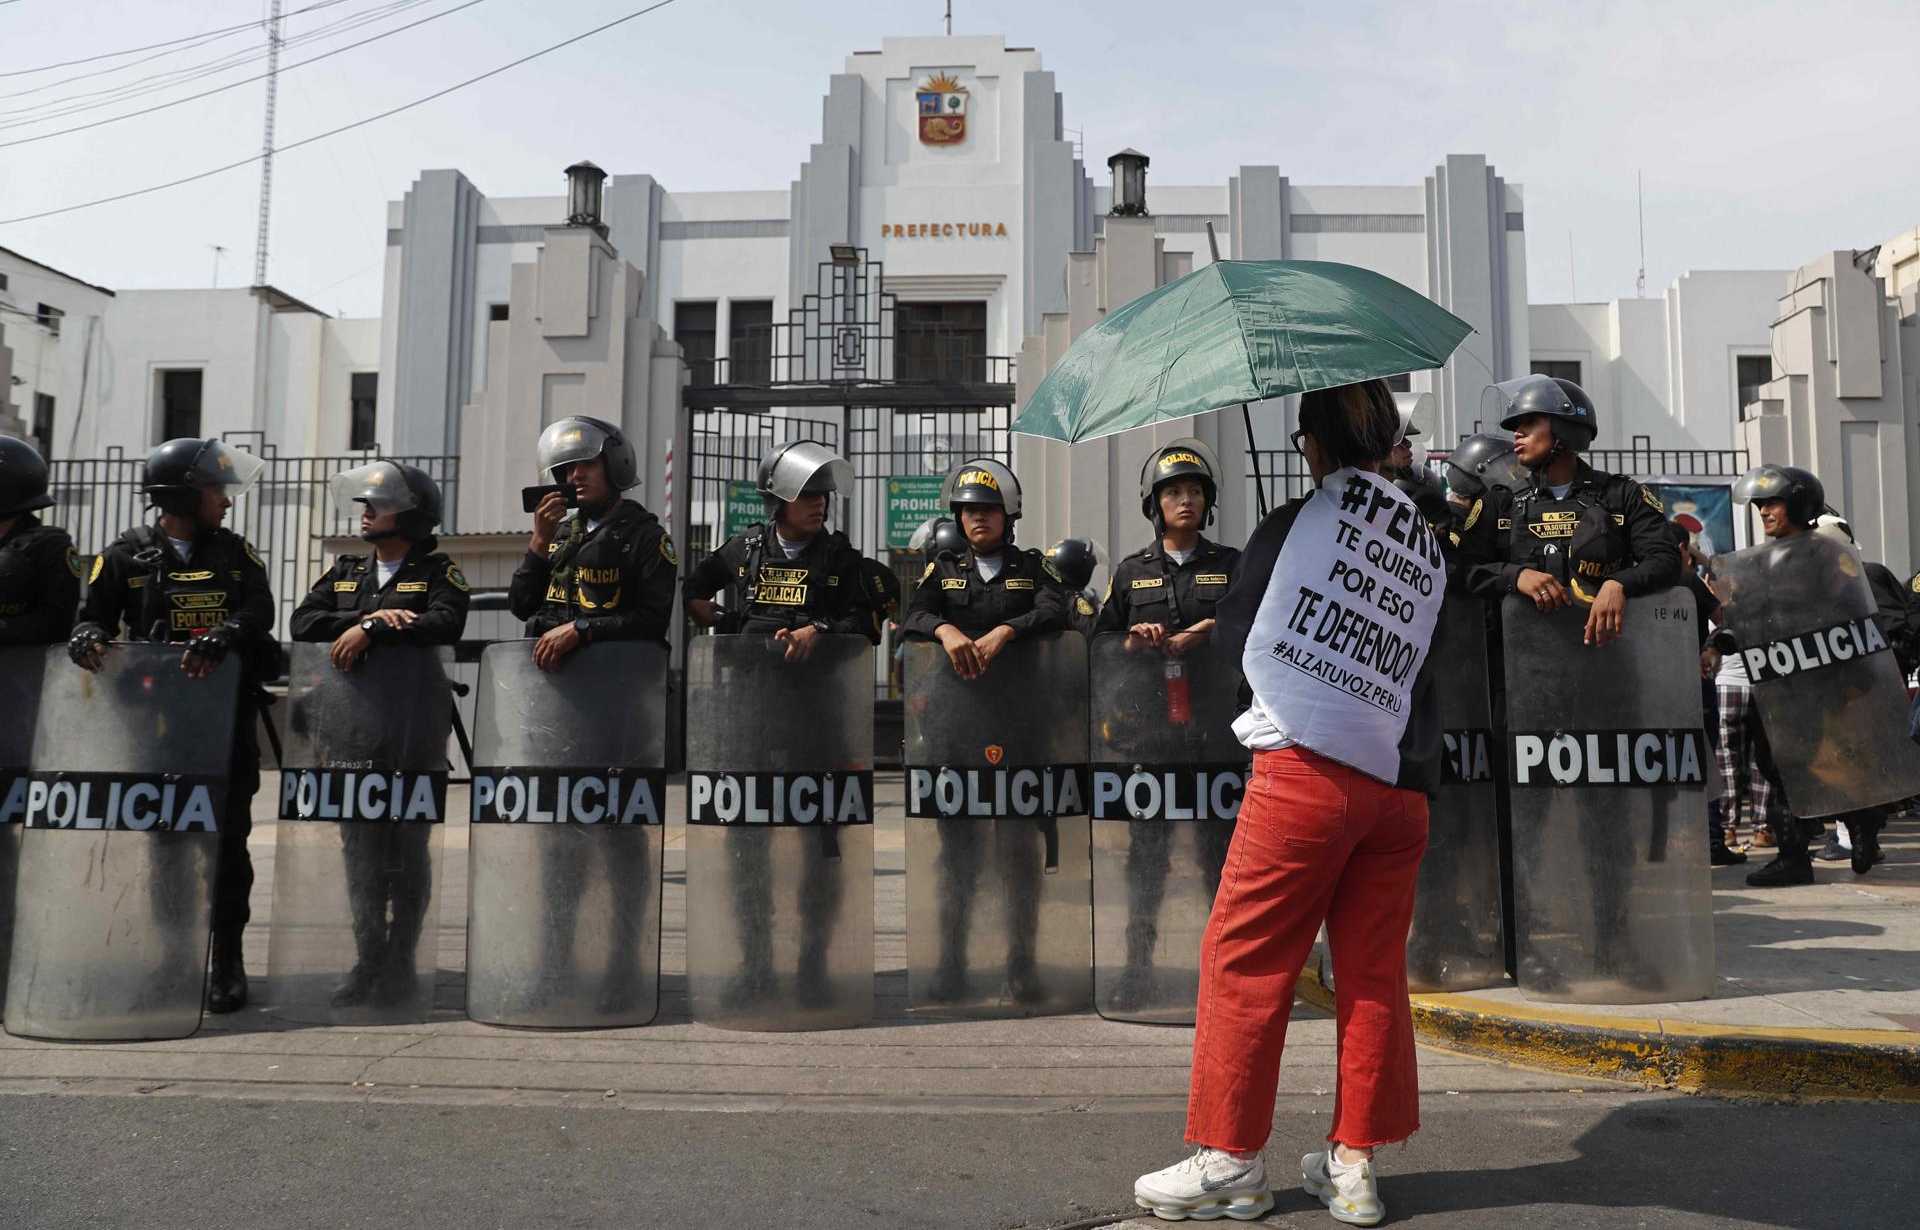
1088 633 1246 1023
0 646 55 1018
1406 595 1506 992
1502 590 1712 1004
5 643 238 1041
1712 533 1920 817
685 634 875 1031
268 643 452 1024
467 641 668 1028
903 633 1091 1018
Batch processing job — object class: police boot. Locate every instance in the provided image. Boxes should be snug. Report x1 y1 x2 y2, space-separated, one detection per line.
1847 816 1885 876
1744 853 1814 888
206 932 249 1014
330 952 386 1008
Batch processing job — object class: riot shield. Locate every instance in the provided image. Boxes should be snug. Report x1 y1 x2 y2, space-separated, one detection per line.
1088 633 1246 1023
903 633 1091 1018
467 641 668 1028
1712 533 1920 817
1502 590 1712 1004
0 646 55 1017
685 634 874 1031
5 643 238 1041
1406 595 1506 992
267 643 452 1024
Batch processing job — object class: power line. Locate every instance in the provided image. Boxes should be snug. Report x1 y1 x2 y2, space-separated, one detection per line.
0 0 492 148
0 0 353 78
0 0 686 227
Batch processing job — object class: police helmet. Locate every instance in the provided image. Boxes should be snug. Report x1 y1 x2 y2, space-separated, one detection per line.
0 434 54 517
1045 537 1103 592
1484 374 1598 452
537 416 639 491
329 460 443 539
757 440 851 514
1733 464 1825 528
908 515 970 560
144 438 265 517
942 458 1022 545
1139 438 1219 527
1443 433 1528 499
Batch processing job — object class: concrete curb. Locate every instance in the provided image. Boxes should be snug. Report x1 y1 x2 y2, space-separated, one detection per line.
1295 965 1920 1102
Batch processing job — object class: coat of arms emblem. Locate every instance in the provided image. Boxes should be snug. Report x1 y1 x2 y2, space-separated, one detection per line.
916 72 968 145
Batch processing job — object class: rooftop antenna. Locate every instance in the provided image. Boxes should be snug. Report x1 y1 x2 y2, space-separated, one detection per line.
1635 170 1647 299
1568 231 1577 301
210 244 227 289
944 2 952 35
253 0 283 288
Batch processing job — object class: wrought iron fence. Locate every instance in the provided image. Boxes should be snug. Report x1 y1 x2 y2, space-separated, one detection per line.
46 431 460 637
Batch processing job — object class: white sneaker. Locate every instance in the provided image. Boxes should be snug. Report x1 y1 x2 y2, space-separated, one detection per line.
1133 1147 1274 1222
1302 1151 1384 1226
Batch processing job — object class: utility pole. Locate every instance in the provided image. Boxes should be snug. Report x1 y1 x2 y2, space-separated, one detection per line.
1568 231 1577 301
211 244 227 289
944 2 952 35
253 0 283 288
1635 171 1647 299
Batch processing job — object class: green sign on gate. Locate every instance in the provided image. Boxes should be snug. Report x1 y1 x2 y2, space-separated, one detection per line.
885 475 948 550
722 480 763 540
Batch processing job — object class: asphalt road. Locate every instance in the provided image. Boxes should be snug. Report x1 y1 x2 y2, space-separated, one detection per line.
2 1088 1912 1229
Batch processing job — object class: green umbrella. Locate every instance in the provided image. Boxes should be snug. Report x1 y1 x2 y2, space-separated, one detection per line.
1011 259 1473 445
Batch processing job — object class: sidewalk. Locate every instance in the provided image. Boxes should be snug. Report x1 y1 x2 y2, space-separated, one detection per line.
1302 816 1920 1101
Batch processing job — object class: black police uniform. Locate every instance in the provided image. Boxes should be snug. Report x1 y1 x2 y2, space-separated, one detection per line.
684 525 876 639
0 514 80 645
290 540 471 1004
684 523 881 1009
903 547 1069 1001
74 525 276 951
1093 535 1242 1005
509 499 676 643
1467 460 1680 601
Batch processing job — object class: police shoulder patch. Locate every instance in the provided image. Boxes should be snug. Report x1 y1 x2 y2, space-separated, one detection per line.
1911 573 1920 594
1076 596 1095 616
1641 487 1665 513
244 541 264 567
658 534 678 567
1463 498 1483 532
89 554 105 584
445 563 470 593
1040 556 1064 583
920 563 935 583
66 547 83 579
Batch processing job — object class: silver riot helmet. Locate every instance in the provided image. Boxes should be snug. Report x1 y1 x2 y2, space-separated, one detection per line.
1392 392 1432 473
1733 464 1825 529
329 460 444 541
756 440 852 515
536 416 640 490
1482 374 1599 458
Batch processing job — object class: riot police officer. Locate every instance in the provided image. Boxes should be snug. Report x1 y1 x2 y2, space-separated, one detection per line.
685 442 880 1010
68 438 276 1013
1467 376 1681 644
1094 439 1242 1009
508 416 676 654
0 435 79 645
902 459 1069 1002
289 462 469 1007
1441 433 1528 571
1044 537 1102 635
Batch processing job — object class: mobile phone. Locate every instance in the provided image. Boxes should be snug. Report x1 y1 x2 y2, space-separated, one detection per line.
521 484 574 514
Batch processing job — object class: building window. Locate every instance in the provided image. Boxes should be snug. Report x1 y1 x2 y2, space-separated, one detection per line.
675 302 717 386
489 303 509 322
32 393 54 460
1531 359 1582 386
1385 373 1411 393
157 369 204 441
897 301 986 383
728 300 774 383
349 372 378 451
37 304 63 337
0 272 9 292
1736 354 1772 417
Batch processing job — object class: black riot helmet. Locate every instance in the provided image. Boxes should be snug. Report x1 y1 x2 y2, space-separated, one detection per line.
0 434 55 518
1443 433 1528 499
329 460 443 542
1484 374 1598 455
143 437 265 519
536 416 639 490
941 458 1021 544
756 440 851 519
908 515 969 560
1140 438 1220 529
1045 537 1102 592
1733 464 1825 529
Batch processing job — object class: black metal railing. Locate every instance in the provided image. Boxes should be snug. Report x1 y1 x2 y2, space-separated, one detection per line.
47 432 460 637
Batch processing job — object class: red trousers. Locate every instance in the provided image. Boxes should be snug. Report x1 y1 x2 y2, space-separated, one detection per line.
1186 745 1429 1153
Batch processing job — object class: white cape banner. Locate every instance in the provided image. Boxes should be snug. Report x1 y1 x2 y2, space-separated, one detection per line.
1240 468 1446 782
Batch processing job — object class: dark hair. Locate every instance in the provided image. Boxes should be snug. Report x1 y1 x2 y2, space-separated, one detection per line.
1298 380 1401 468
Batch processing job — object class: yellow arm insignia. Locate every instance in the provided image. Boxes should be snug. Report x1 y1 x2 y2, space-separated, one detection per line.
445 565 470 593
658 534 679 567
1641 487 1665 512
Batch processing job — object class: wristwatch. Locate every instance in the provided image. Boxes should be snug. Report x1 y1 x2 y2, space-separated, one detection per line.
573 617 591 641
359 617 379 635
811 620 831 634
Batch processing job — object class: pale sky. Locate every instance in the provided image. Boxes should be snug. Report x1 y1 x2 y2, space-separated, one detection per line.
3 0 1915 318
